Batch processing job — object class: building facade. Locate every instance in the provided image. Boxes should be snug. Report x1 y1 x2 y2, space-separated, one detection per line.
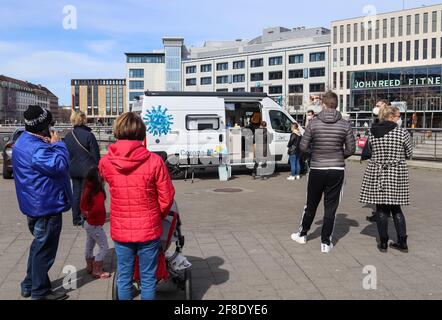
0 75 58 124
71 79 126 125
332 4 442 128
182 27 331 115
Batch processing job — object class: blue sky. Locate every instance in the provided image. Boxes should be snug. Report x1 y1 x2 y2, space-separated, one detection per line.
1 0 441 105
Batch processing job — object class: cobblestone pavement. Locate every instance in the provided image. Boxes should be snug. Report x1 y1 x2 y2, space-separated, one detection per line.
1 162 442 300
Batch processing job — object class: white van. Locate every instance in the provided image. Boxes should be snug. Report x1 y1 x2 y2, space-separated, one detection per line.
133 92 301 179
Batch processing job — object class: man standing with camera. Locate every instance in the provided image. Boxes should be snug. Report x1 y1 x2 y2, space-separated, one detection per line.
12 105 72 300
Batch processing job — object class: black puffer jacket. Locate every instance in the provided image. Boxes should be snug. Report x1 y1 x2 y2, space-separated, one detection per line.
64 126 100 178
300 109 356 168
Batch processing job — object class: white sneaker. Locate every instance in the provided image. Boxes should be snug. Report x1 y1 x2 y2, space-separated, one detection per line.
287 176 295 181
321 243 334 253
291 232 307 244
295 175 301 180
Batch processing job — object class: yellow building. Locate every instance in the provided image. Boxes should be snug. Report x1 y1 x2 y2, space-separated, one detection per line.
71 79 126 124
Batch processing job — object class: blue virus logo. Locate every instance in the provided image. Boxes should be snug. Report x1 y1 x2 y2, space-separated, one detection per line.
143 105 174 137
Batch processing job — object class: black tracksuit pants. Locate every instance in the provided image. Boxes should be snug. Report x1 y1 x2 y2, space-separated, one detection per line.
299 169 345 245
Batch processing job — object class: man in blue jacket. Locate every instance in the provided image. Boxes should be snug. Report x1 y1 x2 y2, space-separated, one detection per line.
13 105 72 300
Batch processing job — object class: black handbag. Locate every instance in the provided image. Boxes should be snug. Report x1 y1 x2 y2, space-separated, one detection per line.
361 138 372 161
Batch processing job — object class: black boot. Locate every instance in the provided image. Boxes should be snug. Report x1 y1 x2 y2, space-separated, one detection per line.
377 238 388 253
390 236 409 253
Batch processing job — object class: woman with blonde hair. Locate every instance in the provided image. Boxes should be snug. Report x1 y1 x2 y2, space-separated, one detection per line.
360 106 412 253
64 111 101 226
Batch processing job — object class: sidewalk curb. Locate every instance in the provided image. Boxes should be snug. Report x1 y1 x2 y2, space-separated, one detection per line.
348 156 442 171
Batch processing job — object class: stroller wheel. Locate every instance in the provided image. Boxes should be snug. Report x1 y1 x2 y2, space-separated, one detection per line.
112 272 119 300
184 269 192 300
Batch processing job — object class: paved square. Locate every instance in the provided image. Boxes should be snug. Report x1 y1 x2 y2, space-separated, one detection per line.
1 161 442 300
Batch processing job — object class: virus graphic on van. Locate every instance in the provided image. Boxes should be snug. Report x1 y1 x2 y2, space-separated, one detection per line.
143 105 174 137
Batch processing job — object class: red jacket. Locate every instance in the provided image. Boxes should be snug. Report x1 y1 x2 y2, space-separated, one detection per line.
99 140 175 243
80 183 106 226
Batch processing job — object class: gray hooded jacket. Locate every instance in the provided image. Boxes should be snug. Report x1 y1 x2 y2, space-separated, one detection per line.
300 109 356 168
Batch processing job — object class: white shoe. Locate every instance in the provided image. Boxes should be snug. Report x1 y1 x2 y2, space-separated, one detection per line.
295 175 301 180
321 243 334 253
291 232 307 244
287 176 295 181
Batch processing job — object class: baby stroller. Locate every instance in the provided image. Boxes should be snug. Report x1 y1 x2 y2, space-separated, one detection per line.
112 202 192 300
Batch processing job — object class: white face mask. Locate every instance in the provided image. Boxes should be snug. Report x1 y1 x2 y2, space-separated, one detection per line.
373 107 380 116
396 118 403 127
307 116 313 120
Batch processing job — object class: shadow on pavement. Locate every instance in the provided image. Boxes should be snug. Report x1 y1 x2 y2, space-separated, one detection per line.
307 213 359 245
156 256 229 300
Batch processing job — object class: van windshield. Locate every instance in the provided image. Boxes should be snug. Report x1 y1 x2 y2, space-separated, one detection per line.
269 110 293 133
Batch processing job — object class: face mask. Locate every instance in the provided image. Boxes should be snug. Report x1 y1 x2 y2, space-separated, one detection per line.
307 116 313 120
396 118 403 127
373 107 380 116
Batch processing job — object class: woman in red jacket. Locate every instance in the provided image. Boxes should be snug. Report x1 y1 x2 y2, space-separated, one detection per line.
80 167 110 279
99 112 175 300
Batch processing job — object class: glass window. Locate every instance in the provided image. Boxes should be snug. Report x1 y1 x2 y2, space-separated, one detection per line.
200 77 212 85
375 20 380 39
333 49 337 65
289 54 303 64
361 22 365 41
289 69 303 79
406 15 412 35
129 69 144 78
415 40 420 60
233 88 245 92
269 71 283 80
368 21 373 40
415 14 420 34
383 19 388 38
391 17 395 37
340 25 344 43
406 41 411 60
105 86 110 114
129 80 144 90
354 23 358 42
423 39 428 59
432 11 438 32
118 86 123 114
233 60 245 69
251 58 264 68
127 55 165 63
186 78 197 86
269 110 293 134
186 115 220 131
216 76 229 84
333 72 337 89
390 43 395 62
399 16 404 36
251 87 264 93
347 48 351 66
333 26 338 44
251 73 264 81
289 84 303 93
346 24 351 42
353 47 358 65
340 72 344 89
375 44 380 63
233 74 245 83
383 44 387 63
269 86 283 94
269 56 283 66
361 46 365 65
432 38 437 59
129 92 143 101
94 85 98 107
310 83 325 92
186 66 196 74
310 52 325 62
368 45 372 64
112 86 117 114
310 68 325 77
201 64 212 73
216 89 228 92
424 12 429 33
216 62 228 71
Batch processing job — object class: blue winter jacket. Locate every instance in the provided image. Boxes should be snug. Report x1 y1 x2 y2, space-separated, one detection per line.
12 131 73 218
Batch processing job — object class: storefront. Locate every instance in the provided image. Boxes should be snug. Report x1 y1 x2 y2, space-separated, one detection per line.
350 65 442 129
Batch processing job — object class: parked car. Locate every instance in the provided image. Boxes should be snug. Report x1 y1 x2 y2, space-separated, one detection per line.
2 128 24 179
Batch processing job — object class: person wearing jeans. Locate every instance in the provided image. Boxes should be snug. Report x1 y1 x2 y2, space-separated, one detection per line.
287 123 302 181
99 113 175 300
114 240 160 300
13 105 72 300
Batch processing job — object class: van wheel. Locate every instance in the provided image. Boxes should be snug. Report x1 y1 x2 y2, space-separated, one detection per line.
167 163 185 180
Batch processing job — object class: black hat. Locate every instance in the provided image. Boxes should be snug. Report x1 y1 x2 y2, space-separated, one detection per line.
24 105 53 133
